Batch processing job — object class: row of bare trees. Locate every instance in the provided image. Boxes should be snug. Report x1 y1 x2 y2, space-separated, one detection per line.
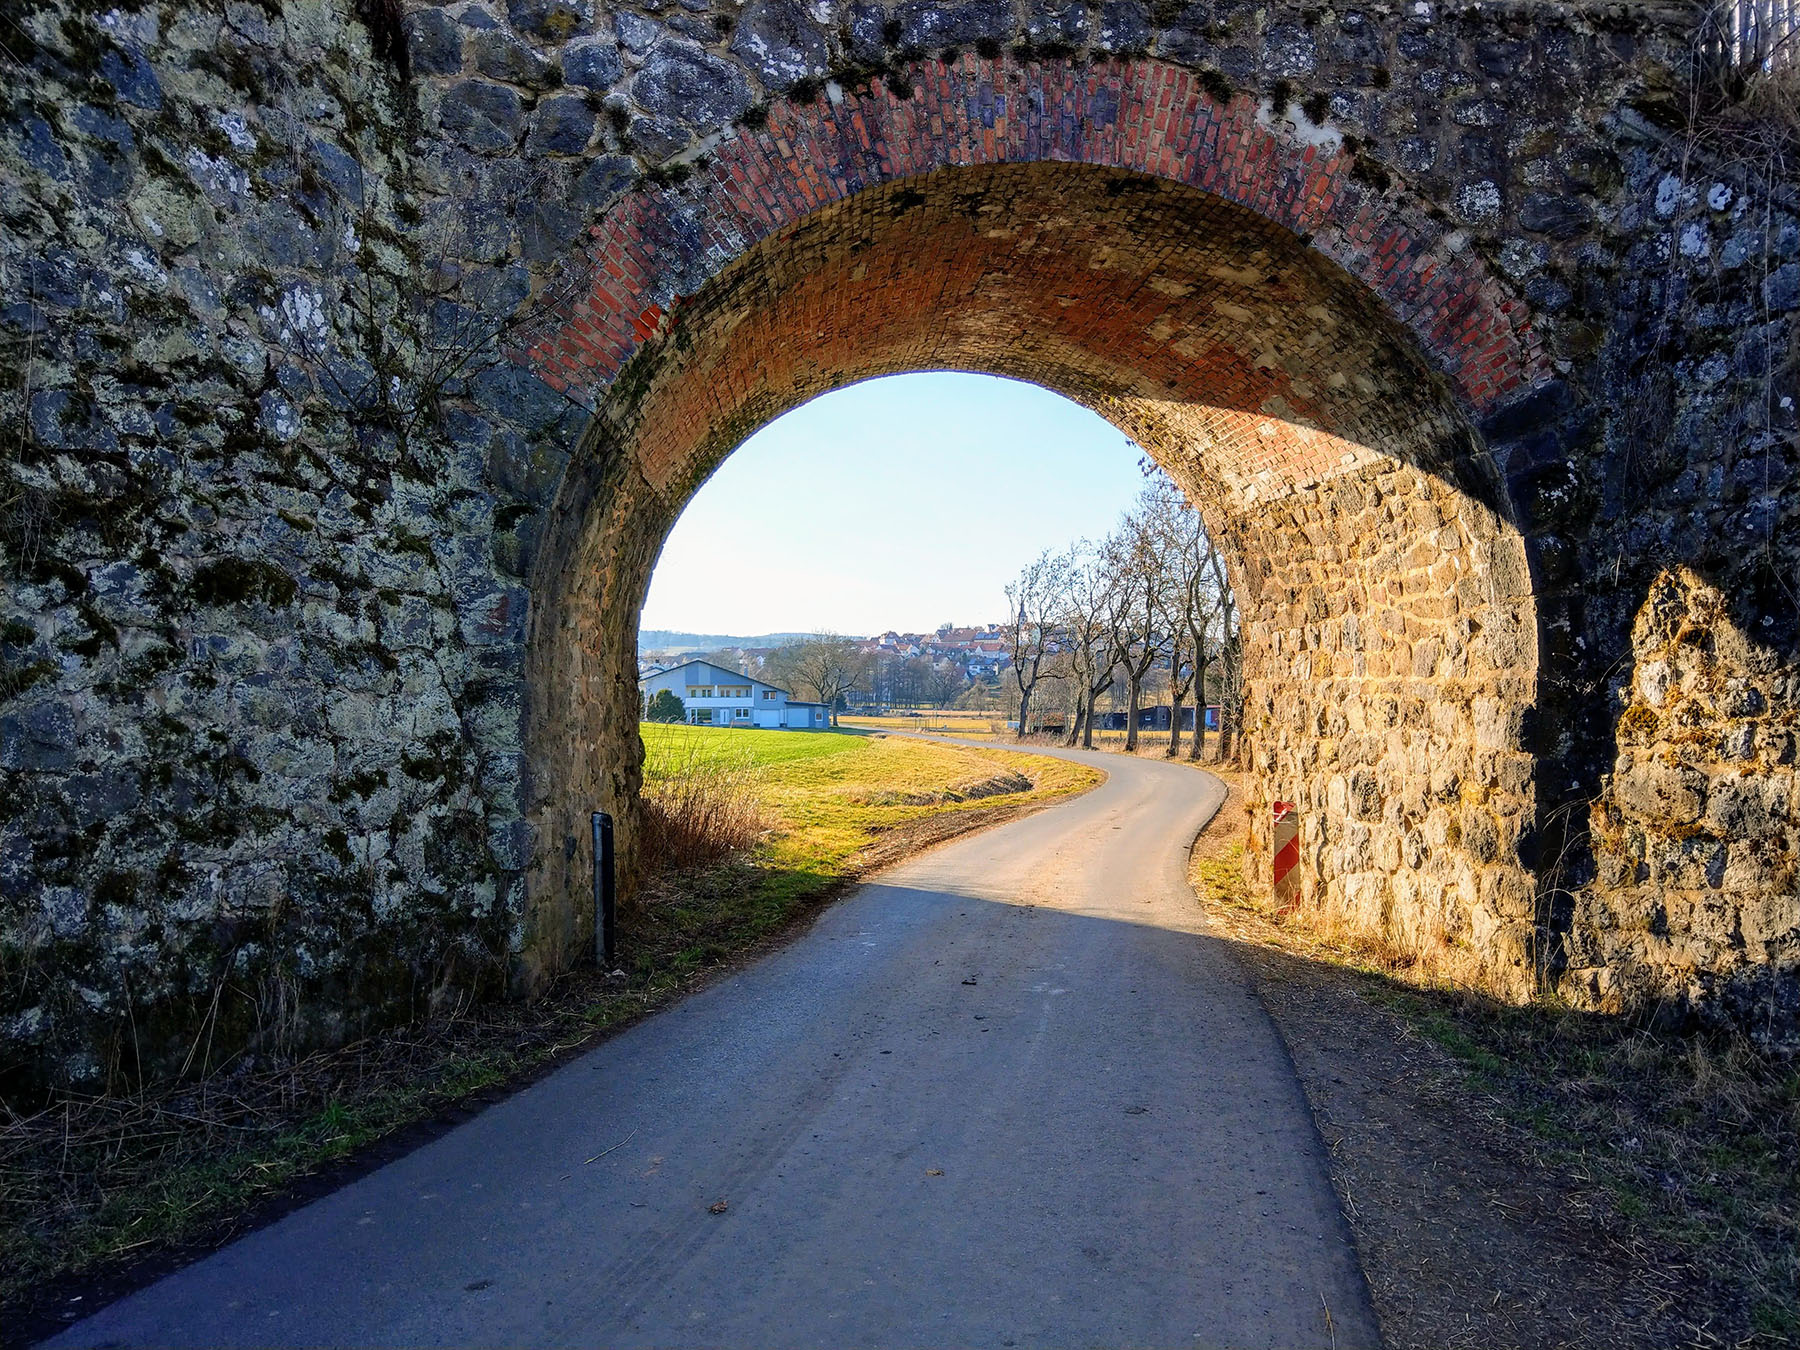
1005 475 1241 761
866 653 970 710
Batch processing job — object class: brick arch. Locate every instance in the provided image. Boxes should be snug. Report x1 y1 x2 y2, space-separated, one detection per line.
518 135 1545 999
511 54 1549 421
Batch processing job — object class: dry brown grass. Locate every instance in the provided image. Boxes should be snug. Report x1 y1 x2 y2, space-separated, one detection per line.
1699 31 1800 162
1187 768 1500 996
637 737 770 878
1186 766 1800 1346
0 969 648 1342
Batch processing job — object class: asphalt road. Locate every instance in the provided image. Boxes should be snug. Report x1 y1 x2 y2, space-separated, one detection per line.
50 744 1379 1349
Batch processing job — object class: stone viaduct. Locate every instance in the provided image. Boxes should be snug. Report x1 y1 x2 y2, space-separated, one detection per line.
2 0 1797 1088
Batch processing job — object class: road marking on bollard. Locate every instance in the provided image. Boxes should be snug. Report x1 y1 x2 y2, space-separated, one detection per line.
1271 801 1300 917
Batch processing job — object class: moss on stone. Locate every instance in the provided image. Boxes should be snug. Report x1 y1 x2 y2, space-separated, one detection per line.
1349 152 1392 193
93 870 138 906
390 527 433 557
329 768 390 803
190 557 299 608
323 827 353 865
0 658 57 700
71 601 119 655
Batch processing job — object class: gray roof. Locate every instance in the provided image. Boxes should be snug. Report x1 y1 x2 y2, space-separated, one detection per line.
639 658 794 699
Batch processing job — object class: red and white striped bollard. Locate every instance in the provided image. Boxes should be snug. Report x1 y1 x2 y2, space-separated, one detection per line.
1271 801 1300 916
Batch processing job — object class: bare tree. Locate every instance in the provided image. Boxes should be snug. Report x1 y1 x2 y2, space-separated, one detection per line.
1188 538 1235 762
1121 473 1238 763
785 634 871 727
999 469 1240 761
866 651 897 709
955 676 1003 712
1166 624 1196 758
1107 495 1175 752
1004 548 1071 740
1138 482 1206 759
926 660 965 708
1058 546 1126 749
899 655 936 709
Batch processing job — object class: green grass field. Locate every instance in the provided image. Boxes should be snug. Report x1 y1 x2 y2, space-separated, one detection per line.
639 722 1098 903
641 723 864 771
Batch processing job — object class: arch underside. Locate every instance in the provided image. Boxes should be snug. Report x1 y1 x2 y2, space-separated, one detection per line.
525 162 1541 991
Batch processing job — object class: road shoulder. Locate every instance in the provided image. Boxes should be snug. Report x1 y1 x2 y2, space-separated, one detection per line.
1186 774 1725 1350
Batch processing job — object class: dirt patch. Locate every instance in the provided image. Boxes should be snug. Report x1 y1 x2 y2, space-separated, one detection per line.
853 769 1035 806
1190 772 1794 1349
1234 947 1693 1349
852 795 1052 870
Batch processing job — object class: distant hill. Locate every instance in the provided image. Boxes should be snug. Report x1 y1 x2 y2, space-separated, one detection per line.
639 630 851 653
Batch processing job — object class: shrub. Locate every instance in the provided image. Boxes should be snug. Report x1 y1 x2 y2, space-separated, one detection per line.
645 689 685 722
638 733 768 877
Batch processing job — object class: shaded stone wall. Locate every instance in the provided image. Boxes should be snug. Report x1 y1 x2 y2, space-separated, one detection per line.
1581 569 1800 1024
1560 123 1800 1032
0 0 577 1088
4 0 1798 1090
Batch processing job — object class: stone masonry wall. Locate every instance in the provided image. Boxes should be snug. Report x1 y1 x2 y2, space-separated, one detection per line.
1560 123 1800 1032
528 159 1545 1005
1579 567 1800 1025
0 0 585 1090
1239 462 1540 993
4 0 1799 1090
491 0 1799 1034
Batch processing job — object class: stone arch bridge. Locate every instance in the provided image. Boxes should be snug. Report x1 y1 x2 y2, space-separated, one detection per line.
2 0 1796 1087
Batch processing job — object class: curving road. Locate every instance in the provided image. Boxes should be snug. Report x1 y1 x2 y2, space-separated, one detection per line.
49 745 1378 1349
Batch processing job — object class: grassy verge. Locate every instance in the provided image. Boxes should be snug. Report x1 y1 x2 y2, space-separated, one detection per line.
841 714 1232 764
841 713 1002 738
1 729 1098 1338
639 724 1098 924
1189 768 1800 1346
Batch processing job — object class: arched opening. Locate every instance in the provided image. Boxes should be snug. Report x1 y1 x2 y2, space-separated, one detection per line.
522 159 1541 995
636 372 1151 661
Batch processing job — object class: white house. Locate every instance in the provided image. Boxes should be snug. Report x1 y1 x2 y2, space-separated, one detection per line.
639 659 829 729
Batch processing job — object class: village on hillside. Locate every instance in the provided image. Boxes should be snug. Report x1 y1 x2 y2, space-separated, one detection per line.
641 624 1010 688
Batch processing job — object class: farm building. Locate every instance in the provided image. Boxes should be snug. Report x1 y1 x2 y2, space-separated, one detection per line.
640 659 829 729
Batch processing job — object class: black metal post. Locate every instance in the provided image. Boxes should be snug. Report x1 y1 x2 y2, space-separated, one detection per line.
592 811 616 969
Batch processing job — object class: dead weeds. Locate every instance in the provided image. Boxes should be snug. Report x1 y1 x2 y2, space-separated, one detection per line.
1191 769 1800 1349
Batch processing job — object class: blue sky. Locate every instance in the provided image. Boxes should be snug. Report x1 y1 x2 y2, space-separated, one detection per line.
639 373 1150 636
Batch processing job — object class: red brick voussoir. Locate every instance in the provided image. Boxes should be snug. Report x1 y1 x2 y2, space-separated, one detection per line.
513 53 1548 417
